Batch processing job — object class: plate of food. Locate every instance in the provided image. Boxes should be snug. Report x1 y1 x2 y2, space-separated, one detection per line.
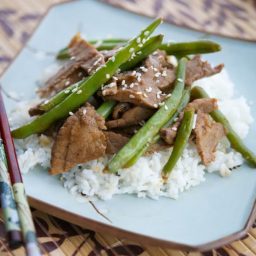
1 0 256 251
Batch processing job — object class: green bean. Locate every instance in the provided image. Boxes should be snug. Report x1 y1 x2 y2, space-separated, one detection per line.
96 100 116 119
125 89 191 168
56 39 128 60
191 86 256 167
159 40 221 56
38 81 82 112
120 34 163 71
162 109 195 179
12 18 162 139
106 57 187 173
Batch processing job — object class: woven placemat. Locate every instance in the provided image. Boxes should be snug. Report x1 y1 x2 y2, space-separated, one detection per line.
0 0 256 255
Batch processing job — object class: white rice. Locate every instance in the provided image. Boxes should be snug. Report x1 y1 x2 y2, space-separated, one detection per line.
10 69 253 201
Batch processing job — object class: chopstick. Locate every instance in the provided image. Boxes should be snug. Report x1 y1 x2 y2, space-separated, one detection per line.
0 137 23 249
0 89 41 256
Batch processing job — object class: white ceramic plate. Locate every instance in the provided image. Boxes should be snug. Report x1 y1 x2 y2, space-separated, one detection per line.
1 0 256 251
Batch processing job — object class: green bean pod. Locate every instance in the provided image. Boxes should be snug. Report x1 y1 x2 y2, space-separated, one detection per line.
106 57 187 173
96 100 116 119
159 40 221 56
38 81 82 112
120 34 163 71
191 86 256 167
162 109 195 179
12 18 162 138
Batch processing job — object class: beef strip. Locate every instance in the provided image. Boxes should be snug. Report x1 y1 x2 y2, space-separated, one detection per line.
112 102 131 119
106 106 154 129
102 69 166 108
160 98 218 145
186 98 218 113
186 55 224 85
50 104 106 175
160 118 182 145
38 34 105 98
194 111 226 165
104 131 129 154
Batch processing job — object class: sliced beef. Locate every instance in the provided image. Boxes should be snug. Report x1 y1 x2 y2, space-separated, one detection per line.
106 106 154 129
104 131 129 154
112 102 131 119
194 111 226 165
186 55 224 85
144 50 176 92
186 98 218 113
50 104 106 175
102 69 166 108
38 34 105 98
160 119 181 145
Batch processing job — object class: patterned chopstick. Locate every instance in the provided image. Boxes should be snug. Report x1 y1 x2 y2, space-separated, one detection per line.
0 138 23 249
0 90 41 256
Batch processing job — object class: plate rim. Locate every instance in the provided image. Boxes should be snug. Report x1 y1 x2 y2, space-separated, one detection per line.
1 0 256 251
29 195 256 251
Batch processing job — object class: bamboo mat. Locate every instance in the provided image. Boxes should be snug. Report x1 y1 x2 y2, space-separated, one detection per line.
0 0 256 255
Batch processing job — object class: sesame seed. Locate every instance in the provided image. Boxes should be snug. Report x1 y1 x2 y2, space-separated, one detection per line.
70 56 76 60
129 83 134 88
121 80 126 85
139 121 145 126
129 94 135 98
106 74 110 79
156 92 161 99
138 43 143 48
111 56 115 62
143 93 148 98
153 103 158 108
155 72 161 78
137 51 142 55
136 37 141 43
164 105 168 110
112 76 118 81
146 87 152 93
65 80 70 86
129 48 134 53
153 67 158 72
132 70 136 76
152 51 158 55
177 78 184 83
72 87 78 93
77 90 82 95
162 70 167 77
159 102 165 106
140 66 148 72
156 80 160 83
171 127 177 131
142 38 146 44
136 91 142 95
69 111 74 116
78 72 83 77
144 31 150 36
44 100 49 104
64 90 70 94
83 109 87 115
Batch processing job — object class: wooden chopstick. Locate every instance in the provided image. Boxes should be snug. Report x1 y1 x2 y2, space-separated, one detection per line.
0 89 41 255
0 137 23 249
